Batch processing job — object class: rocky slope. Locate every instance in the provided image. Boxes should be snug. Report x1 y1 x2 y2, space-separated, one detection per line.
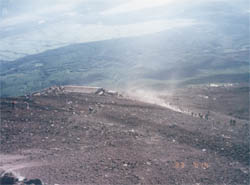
0 86 249 185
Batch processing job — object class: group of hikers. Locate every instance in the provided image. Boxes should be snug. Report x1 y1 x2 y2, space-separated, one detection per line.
11 96 30 110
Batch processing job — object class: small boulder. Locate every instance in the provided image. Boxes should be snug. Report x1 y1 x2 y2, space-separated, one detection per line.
23 178 42 185
89 107 94 112
0 171 43 185
0 172 18 184
95 88 105 96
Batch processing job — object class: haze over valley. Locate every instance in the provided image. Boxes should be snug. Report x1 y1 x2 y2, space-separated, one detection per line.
0 1 249 184
0 0 249 97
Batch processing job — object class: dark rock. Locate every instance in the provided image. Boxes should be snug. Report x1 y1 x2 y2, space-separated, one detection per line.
23 179 42 185
95 88 105 96
89 107 94 112
0 172 43 185
0 172 18 185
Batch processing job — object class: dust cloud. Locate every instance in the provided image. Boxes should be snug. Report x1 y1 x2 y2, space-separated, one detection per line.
124 88 188 114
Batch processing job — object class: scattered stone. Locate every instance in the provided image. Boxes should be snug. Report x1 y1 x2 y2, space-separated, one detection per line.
0 171 43 185
67 101 73 105
240 168 249 174
123 163 128 167
23 178 43 185
0 172 18 184
221 134 231 139
33 92 41 97
89 107 94 112
98 91 104 96
107 90 118 96
95 88 105 96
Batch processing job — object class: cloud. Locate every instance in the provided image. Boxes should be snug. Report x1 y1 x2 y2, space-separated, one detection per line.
0 0 86 26
38 20 46 25
101 0 192 15
1 0 245 61
34 1 85 15
0 18 197 60
0 14 40 27
101 0 234 15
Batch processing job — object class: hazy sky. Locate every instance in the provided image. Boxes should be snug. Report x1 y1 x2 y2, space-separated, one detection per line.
0 0 248 60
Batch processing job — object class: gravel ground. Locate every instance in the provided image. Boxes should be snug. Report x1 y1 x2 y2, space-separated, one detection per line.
0 87 249 185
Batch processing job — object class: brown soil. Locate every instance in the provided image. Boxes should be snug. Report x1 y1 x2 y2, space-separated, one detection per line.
0 86 249 185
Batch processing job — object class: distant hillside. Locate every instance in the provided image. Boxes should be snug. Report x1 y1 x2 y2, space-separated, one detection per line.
0 24 249 97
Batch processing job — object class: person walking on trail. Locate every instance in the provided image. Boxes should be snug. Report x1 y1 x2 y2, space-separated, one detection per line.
25 102 30 110
12 101 17 110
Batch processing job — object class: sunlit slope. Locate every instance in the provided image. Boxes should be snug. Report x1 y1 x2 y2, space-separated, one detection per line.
0 24 249 97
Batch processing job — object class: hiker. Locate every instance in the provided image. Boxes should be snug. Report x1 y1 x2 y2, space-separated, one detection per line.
11 101 17 110
25 102 30 110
